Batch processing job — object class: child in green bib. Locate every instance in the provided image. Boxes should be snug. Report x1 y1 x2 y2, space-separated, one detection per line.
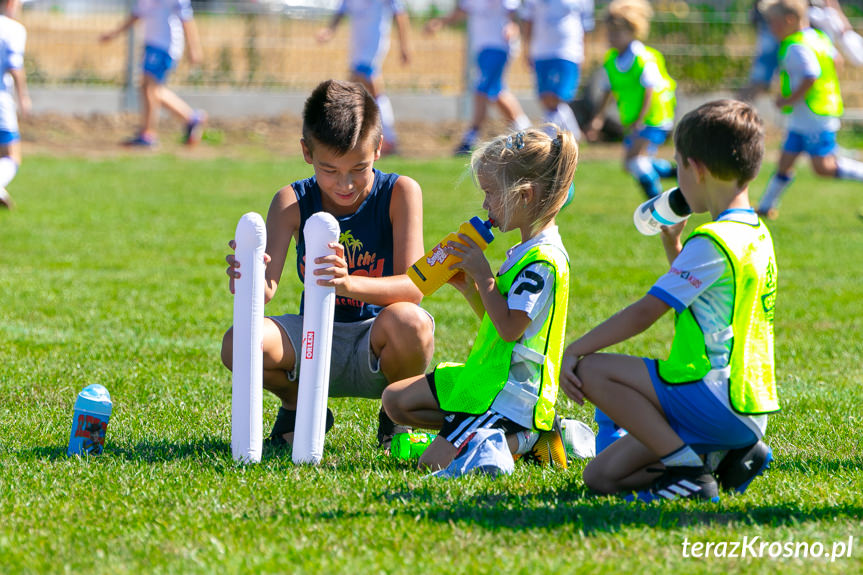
756 0 863 220
562 100 779 503
382 127 578 471
586 0 677 200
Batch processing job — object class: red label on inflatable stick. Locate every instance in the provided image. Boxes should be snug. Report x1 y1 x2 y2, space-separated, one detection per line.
304 331 315 359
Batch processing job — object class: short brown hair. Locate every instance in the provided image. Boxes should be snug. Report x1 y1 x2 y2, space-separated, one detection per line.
759 0 808 21
674 99 765 187
302 80 382 156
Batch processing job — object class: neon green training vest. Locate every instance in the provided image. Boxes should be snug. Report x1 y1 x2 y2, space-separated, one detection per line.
603 45 677 127
433 243 570 431
779 29 843 117
657 219 780 415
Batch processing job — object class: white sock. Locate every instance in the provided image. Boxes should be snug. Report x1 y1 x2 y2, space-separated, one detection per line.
515 429 539 455
0 157 18 188
661 445 703 468
512 114 531 131
759 173 792 212
376 94 397 145
836 156 863 182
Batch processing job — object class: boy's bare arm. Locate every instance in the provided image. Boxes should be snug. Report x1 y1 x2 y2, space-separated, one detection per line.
425 7 466 34
8 68 30 117
563 295 670 360
262 186 301 303
100 14 139 43
587 90 612 140
316 175 424 306
776 77 816 107
394 11 411 64
632 86 654 131
182 19 203 65
317 11 344 42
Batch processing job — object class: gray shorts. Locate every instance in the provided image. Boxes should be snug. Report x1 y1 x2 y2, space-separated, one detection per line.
268 313 386 399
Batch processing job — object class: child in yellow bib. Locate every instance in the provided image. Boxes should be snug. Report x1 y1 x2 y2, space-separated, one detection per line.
587 0 677 200
561 100 779 503
383 128 578 471
757 0 863 220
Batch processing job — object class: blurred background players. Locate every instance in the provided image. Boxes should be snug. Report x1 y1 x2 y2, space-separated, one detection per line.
317 0 411 155
0 0 30 210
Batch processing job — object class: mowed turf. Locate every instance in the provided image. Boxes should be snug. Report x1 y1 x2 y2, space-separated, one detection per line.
0 152 860 574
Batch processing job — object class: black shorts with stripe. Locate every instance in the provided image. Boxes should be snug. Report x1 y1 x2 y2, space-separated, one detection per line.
428 370 526 448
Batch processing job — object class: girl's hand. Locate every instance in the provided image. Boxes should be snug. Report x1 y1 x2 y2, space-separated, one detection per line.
446 234 492 282
225 239 271 295
559 348 585 405
447 270 475 294
313 241 351 293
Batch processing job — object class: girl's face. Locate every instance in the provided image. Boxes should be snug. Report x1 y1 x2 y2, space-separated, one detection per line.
607 20 635 51
478 171 532 234
765 10 800 40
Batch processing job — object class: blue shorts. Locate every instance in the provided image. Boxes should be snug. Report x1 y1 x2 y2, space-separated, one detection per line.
645 359 759 454
142 45 176 84
782 130 837 157
0 130 20 145
352 62 379 80
624 126 671 154
475 48 509 99
534 59 580 101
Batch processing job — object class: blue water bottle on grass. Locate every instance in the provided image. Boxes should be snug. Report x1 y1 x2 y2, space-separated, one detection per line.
67 384 112 456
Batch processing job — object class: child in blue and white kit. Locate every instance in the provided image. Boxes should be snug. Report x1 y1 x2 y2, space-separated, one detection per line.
0 0 29 210
101 0 206 148
317 0 411 154
521 0 594 139
757 0 863 220
426 0 532 155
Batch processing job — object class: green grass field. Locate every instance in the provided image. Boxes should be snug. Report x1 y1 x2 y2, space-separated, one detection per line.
0 151 861 574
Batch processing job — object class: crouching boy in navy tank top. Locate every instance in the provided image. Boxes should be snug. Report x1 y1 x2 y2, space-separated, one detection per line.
561 100 779 502
383 128 578 471
222 80 434 451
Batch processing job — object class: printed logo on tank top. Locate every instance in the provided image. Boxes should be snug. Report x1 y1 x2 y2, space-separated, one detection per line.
338 229 386 309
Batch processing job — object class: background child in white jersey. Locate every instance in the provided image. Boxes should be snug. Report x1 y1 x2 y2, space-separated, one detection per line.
382 127 578 471
757 0 863 219
317 0 410 155
100 0 206 148
520 0 594 139
426 0 531 156
0 0 29 210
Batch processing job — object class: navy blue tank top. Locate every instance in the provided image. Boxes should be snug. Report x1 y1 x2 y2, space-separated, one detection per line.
293 169 398 322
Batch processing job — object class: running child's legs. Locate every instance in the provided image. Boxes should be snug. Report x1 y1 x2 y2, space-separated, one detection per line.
535 58 581 138
496 90 530 130
350 67 398 149
623 129 674 199
140 74 161 137
158 85 196 125
0 140 22 188
576 353 685 458
759 149 801 216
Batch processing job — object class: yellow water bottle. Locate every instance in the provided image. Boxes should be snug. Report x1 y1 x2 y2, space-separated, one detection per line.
408 217 495 295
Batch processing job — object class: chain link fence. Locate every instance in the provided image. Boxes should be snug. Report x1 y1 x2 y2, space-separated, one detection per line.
19 0 863 108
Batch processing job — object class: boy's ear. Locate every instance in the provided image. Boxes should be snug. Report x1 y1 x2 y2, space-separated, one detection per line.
688 157 709 182
373 135 383 161
300 138 314 165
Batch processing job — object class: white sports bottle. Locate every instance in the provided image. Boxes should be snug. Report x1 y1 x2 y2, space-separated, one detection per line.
293 212 340 465
231 212 267 464
633 187 692 236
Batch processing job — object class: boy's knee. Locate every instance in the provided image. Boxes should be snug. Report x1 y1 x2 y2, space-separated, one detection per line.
220 328 234 370
376 303 434 352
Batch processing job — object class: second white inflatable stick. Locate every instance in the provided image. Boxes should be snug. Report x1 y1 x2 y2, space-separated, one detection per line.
292 212 340 465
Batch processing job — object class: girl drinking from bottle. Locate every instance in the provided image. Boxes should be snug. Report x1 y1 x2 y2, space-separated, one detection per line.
382 128 578 471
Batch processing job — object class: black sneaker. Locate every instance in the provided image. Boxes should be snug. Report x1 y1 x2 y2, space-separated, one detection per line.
629 465 721 503
714 440 773 494
265 406 334 447
376 406 411 450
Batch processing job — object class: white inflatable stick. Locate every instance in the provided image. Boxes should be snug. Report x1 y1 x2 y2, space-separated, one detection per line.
293 212 339 465
231 212 266 463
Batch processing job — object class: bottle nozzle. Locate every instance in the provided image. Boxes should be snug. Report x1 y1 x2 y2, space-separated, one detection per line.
485 218 494 228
